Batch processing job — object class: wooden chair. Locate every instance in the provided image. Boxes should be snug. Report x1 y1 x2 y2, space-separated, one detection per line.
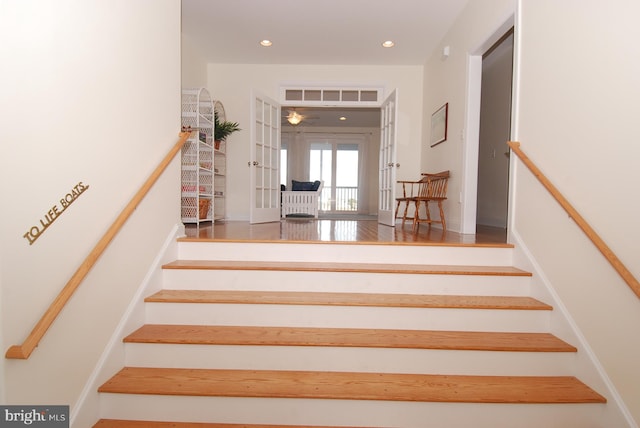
395 180 420 227
412 170 450 232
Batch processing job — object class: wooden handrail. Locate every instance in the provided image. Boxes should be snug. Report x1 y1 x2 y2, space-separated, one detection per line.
508 141 640 299
6 130 192 359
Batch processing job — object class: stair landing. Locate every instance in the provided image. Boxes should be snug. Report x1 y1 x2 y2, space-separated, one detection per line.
181 220 510 247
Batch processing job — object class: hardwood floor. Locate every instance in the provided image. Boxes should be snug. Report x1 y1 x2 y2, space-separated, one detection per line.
183 219 508 247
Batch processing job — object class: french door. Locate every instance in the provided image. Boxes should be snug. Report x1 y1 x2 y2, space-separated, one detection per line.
378 89 398 226
249 92 281 223
308 136 363 213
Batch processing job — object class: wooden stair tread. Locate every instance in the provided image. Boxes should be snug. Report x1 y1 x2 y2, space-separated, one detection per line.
98 367 606 404
146 290 552 310
124 324 576 352
94 421 357 428
162 260 532 276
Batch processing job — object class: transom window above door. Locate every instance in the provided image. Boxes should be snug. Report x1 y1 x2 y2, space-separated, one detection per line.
280 86 384 107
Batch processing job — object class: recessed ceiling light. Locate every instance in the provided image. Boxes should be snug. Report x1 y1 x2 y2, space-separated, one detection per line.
260 39 272 47
339 116 347 121
382 40 395 48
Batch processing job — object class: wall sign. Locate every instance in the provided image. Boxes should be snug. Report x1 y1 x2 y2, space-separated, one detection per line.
23 182 89 245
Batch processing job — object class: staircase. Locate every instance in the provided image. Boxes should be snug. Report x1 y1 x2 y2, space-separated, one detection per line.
93 238 607 427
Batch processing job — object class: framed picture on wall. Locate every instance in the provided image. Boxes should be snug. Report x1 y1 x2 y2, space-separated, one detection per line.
430 103 448 147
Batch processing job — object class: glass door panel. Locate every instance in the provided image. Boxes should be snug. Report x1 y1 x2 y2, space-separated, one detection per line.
250 92 281 223
309 139 361 213
378 89 397 226
336 144 359 211
309 142 333 211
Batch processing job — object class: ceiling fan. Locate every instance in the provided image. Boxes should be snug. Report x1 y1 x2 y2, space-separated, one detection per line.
284 110 304 125
282 109 318 126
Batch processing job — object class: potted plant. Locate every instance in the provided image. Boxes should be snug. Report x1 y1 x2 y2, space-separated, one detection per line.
214 111 241 150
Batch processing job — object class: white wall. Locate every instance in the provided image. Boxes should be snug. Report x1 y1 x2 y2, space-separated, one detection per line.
0 0 181 417
0 260 4 404
181 34 208 88
514 0 640 423
206 64 424 220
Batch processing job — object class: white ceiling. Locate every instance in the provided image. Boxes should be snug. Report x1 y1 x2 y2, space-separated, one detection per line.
281 107 381 129
181 0 469 65
182 0 469 127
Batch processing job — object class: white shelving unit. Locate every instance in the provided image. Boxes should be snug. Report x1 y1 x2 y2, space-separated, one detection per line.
180 88 215 223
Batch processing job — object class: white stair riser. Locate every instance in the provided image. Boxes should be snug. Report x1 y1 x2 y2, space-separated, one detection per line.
145 303 550 332
162 270 531 296
100 394 605 428
177 241 515 265
124 343 578 376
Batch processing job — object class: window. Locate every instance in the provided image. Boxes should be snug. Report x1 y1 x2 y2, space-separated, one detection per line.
281 86 383 107
280 142 288 187
336 144 359 211
309 139 362 212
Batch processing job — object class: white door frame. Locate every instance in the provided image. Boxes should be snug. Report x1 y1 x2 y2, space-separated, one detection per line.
461 14 516 235
277 84 398 223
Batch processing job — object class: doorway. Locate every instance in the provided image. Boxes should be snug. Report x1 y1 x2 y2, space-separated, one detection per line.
476 30 514 231
252 86 398 223
461 17 515 235
279 107 381 218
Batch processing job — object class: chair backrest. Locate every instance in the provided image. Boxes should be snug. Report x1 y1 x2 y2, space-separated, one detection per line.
417 170 450 199
289 179 323 192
